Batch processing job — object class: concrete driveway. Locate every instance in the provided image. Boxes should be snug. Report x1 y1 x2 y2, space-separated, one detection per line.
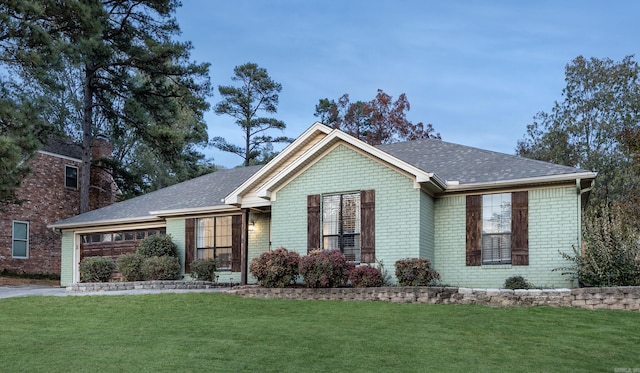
0 285 227 299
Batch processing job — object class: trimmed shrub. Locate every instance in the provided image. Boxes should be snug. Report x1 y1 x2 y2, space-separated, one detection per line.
249 247 300 287
137 234 178 258
299 249 352 288
141 256 180 280
191 258 218 282
116 253 145 282
394 258 440 286
504 275 531 290
79 257 115 282
349 265 384 288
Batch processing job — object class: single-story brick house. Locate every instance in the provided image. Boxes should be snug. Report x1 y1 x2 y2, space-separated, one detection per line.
50 123 596 288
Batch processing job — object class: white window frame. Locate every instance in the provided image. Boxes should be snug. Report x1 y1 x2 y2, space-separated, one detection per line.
12 220 29 259
65 165 78 190
322 192 361 262
481 193 512 265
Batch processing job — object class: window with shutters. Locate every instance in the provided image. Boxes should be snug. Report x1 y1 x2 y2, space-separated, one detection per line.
322 193 361 262
482 193 512 264
197 216 233 271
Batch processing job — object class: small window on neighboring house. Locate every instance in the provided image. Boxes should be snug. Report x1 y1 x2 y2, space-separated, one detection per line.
12 221 29 258
65 165 78 189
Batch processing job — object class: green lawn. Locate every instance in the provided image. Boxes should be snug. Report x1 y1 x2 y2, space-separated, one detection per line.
0 293 638 372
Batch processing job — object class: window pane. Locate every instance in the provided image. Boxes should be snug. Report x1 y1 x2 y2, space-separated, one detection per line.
65 166 78 189
215 216 232 247
482 193 512 264
342 194 360 234
13 240 27 257
136 231 146 240
216 247 232 270
197 248 214 260
323 236 340 251
197 218 215 248
322 195 340 236
13 222 28 240
102 233 112 242
91 234 101 243
124 232 134 241
114 233 122 241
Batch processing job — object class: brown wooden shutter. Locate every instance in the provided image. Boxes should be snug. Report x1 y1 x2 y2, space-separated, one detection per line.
360 189 375 263
511 191 529 266
185 218 195 273
307 194 321 253
466 195 482 266
231 215 242 272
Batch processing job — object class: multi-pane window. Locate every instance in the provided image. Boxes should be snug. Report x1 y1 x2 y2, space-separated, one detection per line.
482 193 512 264
12 221 29 258
80 228 165 244
197 216 232 271
65 165 78 189
323 193 361 261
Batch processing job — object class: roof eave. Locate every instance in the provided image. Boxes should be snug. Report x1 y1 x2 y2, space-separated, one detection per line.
48 215 163 230
443 171 598 192
149 204 241 218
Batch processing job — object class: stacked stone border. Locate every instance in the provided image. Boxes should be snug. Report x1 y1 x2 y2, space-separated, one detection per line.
229 286 640 311
67 280 220 292
66 282 640 311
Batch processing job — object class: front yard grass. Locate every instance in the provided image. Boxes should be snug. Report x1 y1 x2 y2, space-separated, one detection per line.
0 293 638 372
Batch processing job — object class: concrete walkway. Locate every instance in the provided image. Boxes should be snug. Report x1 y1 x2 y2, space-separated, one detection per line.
0 285 229 299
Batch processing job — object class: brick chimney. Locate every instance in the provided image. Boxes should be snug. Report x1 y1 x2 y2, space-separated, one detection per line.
89 135 117 210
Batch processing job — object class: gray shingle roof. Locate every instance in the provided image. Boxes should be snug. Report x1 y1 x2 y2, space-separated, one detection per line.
376 138 591 184
41 137 83 159
51 135 593 228
50 165 262 227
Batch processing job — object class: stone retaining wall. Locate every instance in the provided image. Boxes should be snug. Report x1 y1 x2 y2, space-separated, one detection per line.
67 280 219 292
229 286 640 311
66 282 640 311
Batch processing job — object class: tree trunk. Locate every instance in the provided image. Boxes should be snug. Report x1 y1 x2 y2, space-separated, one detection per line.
80 64 94 214
244 122 250 167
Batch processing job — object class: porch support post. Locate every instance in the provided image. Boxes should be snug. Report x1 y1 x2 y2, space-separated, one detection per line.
241 208 249 285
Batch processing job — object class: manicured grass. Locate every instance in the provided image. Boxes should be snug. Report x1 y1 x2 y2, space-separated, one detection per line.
0 294 639 372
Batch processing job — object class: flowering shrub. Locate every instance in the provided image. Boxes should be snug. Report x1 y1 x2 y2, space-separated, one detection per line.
141 256 180 280
299 249 352 288
348 265 384 288
79 256 115 282
116 253 145 281
250 247 300 287
191 258 218 282
394 258 440 286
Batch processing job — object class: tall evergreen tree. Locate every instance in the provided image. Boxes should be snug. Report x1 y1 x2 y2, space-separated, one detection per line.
0 0 212 210
211 62 291 166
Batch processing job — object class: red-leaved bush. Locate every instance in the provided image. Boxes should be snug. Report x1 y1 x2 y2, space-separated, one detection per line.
348 265 384 287
394 258 440 286
249 247 300 287
299 249 353 288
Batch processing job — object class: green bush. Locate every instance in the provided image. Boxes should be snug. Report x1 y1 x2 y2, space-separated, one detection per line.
249 247 301 287
394 258 440 286
348 265 384 287
116 253 145 281
79 257 115 282
299 249 352 288
557 203 640 287
141 256 180 280
136 234 178 258
504 275 531 290
191 258 218 282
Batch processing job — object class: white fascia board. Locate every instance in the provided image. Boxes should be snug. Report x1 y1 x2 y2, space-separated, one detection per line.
443 171 598 192
38 150 82 163
149 204 240 218
48 216 162 230
224 122 332 205
257 130 446 196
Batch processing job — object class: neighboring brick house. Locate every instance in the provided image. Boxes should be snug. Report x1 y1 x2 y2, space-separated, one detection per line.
0 136 116 276
51 123 597 288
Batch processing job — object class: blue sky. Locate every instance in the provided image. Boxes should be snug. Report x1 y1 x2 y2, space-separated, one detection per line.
175 0 640 168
